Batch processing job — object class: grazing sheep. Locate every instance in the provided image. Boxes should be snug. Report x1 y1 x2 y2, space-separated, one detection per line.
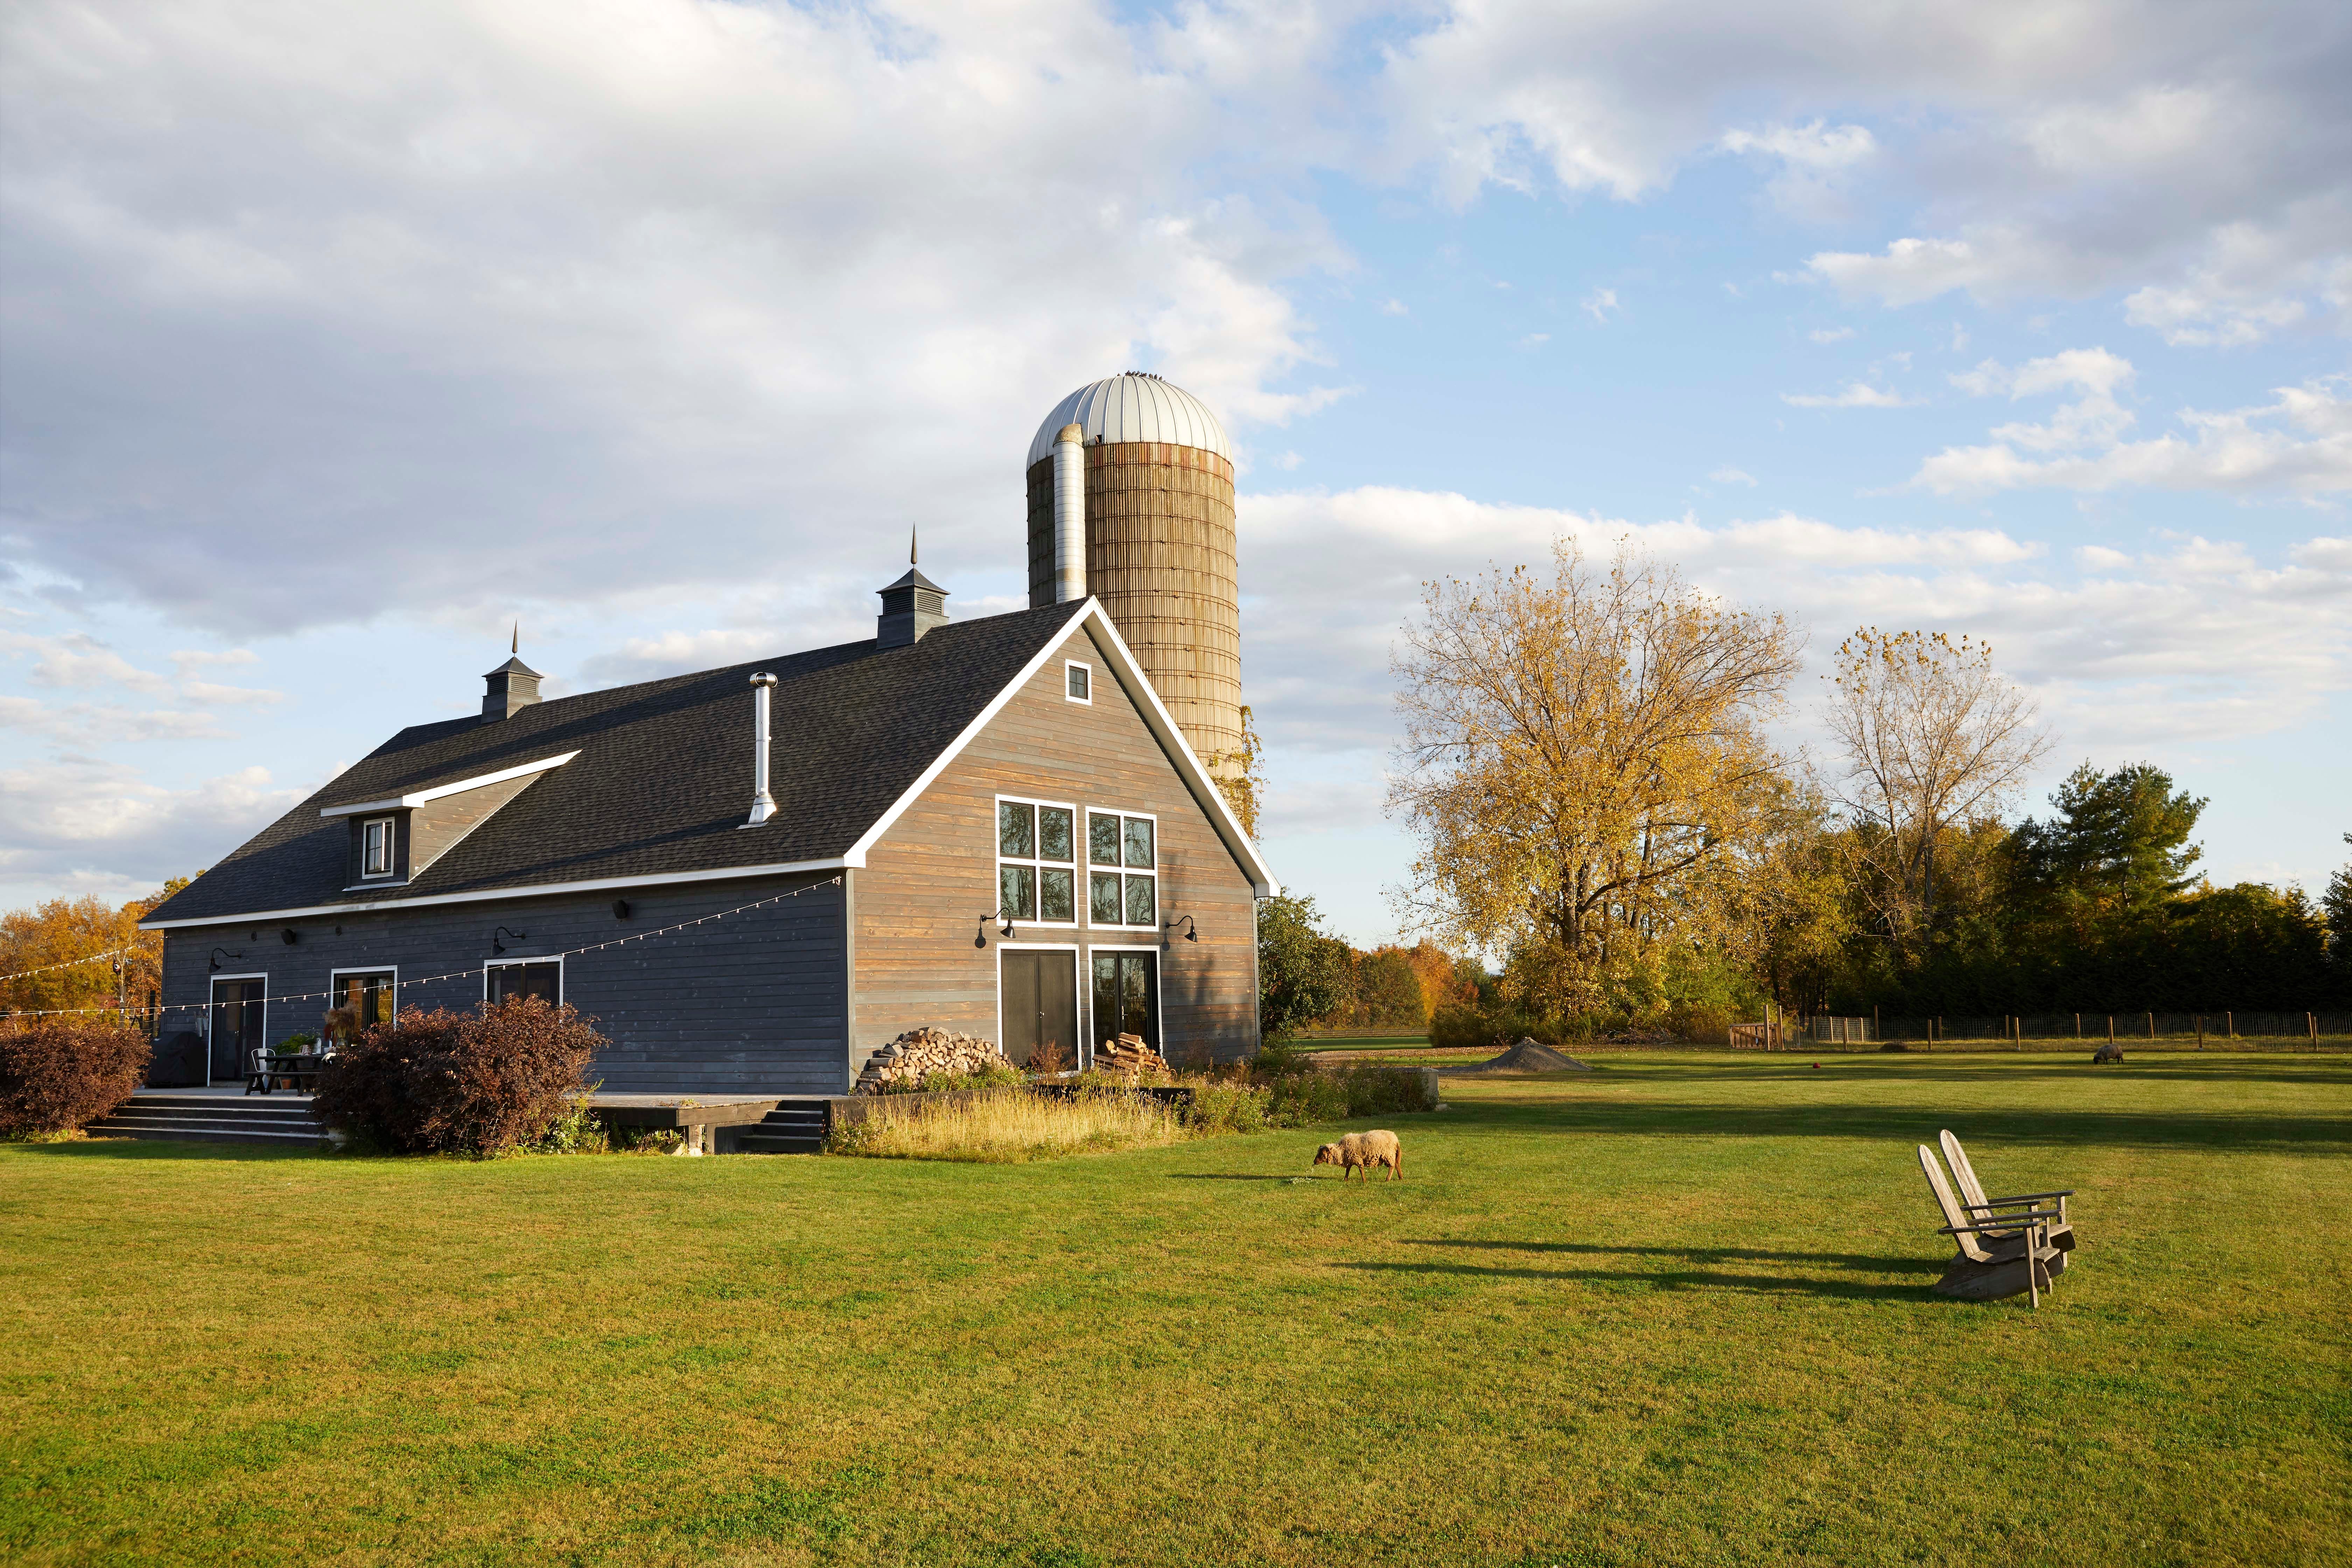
1312 1129 1403 1183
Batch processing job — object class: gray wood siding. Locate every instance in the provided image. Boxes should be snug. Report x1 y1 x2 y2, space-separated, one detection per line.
158 874 847 1094
408 772 543 876
852 621 1261 1068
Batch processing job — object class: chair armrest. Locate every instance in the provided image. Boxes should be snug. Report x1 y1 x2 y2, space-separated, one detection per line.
1939 1214 2059 1236
1974 1189 2074 1204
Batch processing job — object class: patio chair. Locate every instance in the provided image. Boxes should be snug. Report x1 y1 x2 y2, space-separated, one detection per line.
244 1044 273 1096
1940 1129 2075 1252
1918 1145 2065 1307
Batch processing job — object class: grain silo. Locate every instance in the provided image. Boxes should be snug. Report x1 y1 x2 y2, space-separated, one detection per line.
1026 373 1241 777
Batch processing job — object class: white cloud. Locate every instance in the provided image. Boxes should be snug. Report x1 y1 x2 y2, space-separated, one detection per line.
2075 545 2133 570
1378 298 1408 316
0 758 303 889
1710 468 1758 486
2124 276 2307 347
1238 485 2352 777
0 630 282 709
1782 383 1915 409
1518 332 1550 349
1720 119 1875 218
1581 288 1618 320
0 0 1350 636
1914 371 2352 496
1808 326 1856 343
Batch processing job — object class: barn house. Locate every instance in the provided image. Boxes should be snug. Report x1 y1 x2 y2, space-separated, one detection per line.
137 374 1277 1099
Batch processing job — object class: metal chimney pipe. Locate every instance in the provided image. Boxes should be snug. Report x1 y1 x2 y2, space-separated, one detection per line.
744 672 778 826
1052 422 1087 603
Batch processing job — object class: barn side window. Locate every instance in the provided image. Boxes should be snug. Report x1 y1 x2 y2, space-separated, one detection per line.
998 797 1076 925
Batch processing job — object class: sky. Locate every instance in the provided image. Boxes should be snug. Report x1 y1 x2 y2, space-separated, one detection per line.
2 0 2347 946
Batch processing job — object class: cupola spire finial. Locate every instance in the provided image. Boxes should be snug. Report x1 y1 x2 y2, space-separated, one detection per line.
511 621 518 656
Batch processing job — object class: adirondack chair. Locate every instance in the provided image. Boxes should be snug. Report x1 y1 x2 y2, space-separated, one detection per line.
1918 1145 2065 1306
1940 1129 2076 1253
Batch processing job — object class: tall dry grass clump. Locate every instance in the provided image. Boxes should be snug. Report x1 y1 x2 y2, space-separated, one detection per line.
830 1087 1182 1164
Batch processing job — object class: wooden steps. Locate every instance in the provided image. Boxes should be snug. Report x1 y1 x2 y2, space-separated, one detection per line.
724 1100 829 1155
88 1094 329 1149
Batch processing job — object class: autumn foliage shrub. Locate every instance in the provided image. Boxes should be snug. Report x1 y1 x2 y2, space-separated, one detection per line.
312 996 601 1157
0 1017 150 1136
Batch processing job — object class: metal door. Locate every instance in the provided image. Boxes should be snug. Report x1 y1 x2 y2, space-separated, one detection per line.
209 977 265 1083
1000 950 1077 1071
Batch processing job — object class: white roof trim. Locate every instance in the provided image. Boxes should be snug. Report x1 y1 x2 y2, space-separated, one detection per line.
842 600 1280 897
318 751 581 818
138 857 848 930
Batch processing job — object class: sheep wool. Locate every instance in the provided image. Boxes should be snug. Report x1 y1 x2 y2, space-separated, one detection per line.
1312 1129 1403 1183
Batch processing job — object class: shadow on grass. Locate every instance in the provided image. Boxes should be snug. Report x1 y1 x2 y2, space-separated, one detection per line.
1166 1174 1299 1182
1405 1237 1941 1275
1334 1258 1935 1301
11 1139 324 1162
1430 1094 2351 1152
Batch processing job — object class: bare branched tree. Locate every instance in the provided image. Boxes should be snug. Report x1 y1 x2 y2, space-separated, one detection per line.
1823 629 2051 954
1387 539 1802 1014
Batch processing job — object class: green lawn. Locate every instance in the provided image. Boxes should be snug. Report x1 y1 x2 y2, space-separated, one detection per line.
5 1054 2348 1567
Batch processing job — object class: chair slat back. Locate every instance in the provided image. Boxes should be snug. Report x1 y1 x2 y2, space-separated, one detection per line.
1918 1145 1993 1262
1940 1129 1990 1209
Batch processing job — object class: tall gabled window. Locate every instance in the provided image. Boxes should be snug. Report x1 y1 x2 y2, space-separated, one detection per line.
1087 810 1156 928
360 816 395 878
998 798 1077 925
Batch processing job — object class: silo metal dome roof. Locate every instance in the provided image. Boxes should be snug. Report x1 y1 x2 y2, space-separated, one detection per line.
1027 373 1232 467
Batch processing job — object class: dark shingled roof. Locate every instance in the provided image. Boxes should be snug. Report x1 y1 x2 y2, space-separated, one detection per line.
144 602 1087 924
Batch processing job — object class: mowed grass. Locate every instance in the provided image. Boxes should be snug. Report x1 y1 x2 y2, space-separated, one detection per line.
4 1056 2348 1568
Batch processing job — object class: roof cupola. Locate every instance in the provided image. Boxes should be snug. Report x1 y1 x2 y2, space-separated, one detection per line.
876 531 950 649
482 624 543 721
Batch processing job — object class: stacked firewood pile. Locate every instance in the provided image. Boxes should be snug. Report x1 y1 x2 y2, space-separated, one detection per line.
853 1026 1010 1094
1094 1033 1171 1080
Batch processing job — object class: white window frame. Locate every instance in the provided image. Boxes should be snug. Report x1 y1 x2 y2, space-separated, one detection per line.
995 941 1082 1072
1084 807 1160 930
205 972 270 1087
1084 942 1166 1066
1064 659 1093 705
482 953 565 1005
328 965 401 1031
360 816 396 878
994 794 1081 930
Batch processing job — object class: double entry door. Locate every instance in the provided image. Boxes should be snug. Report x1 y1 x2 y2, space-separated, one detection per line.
1000 948 1161 1071
209 977 265 1083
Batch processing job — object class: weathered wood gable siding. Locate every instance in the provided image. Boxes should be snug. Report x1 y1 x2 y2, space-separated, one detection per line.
159 873 846 1094
407 772 544 877
853 620 1260 1065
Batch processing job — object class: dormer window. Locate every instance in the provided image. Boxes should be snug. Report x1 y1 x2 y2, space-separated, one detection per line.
361 817 395 878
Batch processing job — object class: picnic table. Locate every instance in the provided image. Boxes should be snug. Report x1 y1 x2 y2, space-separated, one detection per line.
248 1051 328 1095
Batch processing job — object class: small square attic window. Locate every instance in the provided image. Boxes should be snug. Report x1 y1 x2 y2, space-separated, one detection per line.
1065 661 1091 704
360 817 395 878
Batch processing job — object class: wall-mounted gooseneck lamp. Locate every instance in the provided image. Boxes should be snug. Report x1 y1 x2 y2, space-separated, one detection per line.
492 925 527 955
1161 914 1198 953
209 947 242 972
280 928 300 946
973 906 1016 948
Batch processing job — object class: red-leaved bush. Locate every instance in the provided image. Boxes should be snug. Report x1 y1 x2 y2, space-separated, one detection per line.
0 1017 151 1136
312 995 601 1156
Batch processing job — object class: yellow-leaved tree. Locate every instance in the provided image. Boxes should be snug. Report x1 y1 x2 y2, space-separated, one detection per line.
1387 539 1801 1018
0 876 197 1021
